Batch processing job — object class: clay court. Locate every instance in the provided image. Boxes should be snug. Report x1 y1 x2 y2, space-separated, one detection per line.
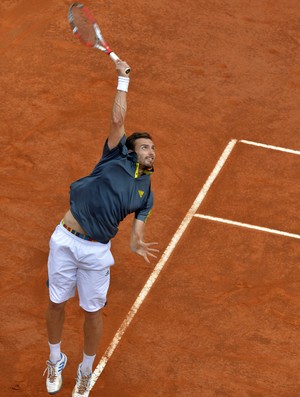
1 0 300 396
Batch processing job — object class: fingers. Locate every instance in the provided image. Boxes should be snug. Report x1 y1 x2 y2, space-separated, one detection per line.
144 248 159 263
135 240 159 263
147 248 159 253
145 244 159 254
147 252 158 258
137 249 158 263
116 59 130 77
144 242 159 249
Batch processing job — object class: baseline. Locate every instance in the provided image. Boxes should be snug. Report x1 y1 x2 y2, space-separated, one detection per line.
90 139 238 390
194 214 300 240
240 140 300 156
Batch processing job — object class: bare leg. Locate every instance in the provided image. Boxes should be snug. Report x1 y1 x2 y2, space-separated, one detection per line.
83 309 103 356
46 300 67 344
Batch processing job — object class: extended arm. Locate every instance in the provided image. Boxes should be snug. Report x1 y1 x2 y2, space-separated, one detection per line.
130 219 159 263
107 60 131 150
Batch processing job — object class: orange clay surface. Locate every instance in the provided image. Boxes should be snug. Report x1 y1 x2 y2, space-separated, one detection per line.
1 1 300 396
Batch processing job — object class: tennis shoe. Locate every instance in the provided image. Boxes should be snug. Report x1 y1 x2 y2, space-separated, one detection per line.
72 364 92 397
44 352 67 394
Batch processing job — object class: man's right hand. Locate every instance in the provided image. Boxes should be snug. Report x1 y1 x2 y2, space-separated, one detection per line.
115 59 131 77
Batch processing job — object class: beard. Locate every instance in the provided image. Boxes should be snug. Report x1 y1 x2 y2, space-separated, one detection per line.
138 156 154 170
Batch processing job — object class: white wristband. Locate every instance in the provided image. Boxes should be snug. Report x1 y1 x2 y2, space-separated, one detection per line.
117 76 130 92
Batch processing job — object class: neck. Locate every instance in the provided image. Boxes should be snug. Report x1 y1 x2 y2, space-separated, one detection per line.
138 165 145 177
136 163 150 177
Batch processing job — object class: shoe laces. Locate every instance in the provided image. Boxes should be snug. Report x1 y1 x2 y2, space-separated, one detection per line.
43 360 57 382
76 372 91 395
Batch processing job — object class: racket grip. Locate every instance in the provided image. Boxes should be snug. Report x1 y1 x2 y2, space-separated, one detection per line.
109 52 131 74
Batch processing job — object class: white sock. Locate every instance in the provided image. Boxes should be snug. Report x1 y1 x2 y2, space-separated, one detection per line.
80 353 96 375
48 341 61 363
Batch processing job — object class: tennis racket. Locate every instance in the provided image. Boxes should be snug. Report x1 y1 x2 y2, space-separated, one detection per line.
68 3 130 74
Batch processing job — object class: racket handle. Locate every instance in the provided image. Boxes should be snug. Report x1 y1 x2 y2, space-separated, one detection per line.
109 52 131 74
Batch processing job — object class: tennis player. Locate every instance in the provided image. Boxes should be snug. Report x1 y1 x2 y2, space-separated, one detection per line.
44 59 158 397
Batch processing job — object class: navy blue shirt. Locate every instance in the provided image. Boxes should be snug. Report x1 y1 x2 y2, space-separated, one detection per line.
70 135 154 243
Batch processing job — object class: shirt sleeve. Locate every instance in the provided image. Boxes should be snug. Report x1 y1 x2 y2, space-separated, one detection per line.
101 134 127 161
135 191 154 223
90 135 127 176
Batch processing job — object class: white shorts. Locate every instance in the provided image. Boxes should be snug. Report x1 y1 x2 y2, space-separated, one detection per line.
47 222 114 312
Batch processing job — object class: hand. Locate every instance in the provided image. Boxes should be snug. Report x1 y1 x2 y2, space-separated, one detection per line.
134 239 159 264
115 59 131 77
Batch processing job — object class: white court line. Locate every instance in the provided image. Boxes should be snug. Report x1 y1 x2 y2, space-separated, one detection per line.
90 139 238 390
240 140 300 156
194 214 300 240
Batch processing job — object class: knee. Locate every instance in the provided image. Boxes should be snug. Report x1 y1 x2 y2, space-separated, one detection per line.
83 309 102 324
48 300 67 313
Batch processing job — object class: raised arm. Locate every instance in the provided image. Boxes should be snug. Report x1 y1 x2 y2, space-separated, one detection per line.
107 59 131 150
130 219 159 263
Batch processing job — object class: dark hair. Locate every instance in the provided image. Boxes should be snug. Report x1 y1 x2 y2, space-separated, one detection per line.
125 132 153 151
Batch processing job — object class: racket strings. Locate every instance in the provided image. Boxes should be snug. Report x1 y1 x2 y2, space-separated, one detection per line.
72 8 97 46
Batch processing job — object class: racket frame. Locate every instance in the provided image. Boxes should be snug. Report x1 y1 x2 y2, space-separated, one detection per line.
68 3 130 73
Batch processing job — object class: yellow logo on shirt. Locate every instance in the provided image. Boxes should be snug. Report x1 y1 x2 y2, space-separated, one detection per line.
138 190 144 198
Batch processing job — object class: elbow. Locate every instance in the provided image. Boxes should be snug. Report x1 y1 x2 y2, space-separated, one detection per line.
110 116 124 130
